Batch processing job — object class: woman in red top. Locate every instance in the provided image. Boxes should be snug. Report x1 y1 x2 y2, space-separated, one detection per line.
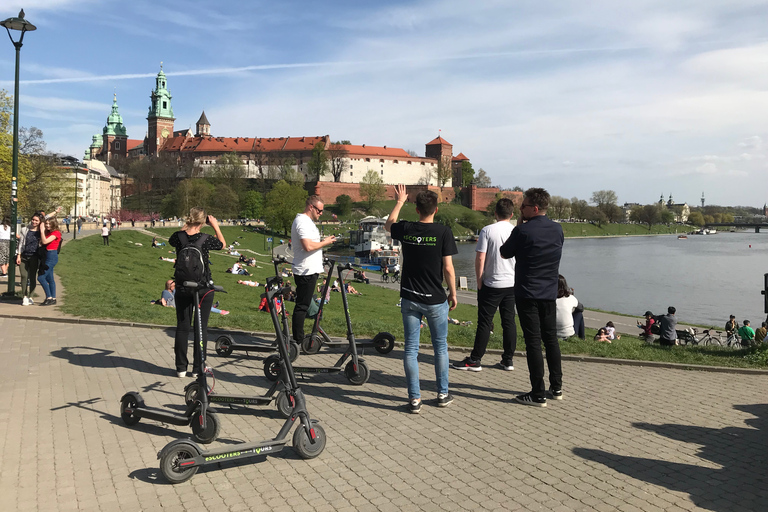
38 218 62 306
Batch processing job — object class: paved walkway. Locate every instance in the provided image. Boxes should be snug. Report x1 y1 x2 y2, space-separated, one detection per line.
1 316 766 511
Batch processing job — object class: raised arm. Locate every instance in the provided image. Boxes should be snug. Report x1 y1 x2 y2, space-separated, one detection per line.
385 184 407 233
208 215 226 247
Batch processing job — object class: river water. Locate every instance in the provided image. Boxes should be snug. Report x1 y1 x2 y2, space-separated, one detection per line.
451 232 768 326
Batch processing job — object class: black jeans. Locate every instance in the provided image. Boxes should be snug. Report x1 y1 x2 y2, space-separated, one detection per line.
470 284 516 365
516 297 562 399
174 288 214 373
572 311 585 339
292 273 319 343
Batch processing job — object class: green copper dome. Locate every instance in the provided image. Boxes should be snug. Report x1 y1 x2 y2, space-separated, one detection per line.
148 64 174 120
103 94 127 137
90 133 103 148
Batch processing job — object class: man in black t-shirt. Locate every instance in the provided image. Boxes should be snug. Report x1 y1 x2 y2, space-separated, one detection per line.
386 184 458 414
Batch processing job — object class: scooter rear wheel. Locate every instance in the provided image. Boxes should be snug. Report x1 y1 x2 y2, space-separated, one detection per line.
159 441 201 484
344 359 370 385
372 332 396 354
301 334 323 355
293 423 326 459
289 341 300 362
215 335 234 356
276 390 293 418
263 354 282 382
120 394 142 426
191 410 221 444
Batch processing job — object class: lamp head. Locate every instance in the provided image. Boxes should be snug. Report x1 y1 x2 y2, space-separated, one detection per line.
1 10 36 32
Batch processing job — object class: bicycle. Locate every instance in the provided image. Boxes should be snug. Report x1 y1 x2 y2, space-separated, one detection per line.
692 329 726 346
391 271 400 283
380 272 389 283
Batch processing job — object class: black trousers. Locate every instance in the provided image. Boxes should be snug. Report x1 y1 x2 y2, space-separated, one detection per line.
470 284 517 365
292 273 319 343
516 297 562 399
174 289 214 373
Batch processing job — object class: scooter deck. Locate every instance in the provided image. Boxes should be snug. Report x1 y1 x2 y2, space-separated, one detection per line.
208 394 274 406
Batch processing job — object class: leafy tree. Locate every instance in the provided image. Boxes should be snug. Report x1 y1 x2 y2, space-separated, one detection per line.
548 196 571 220
474 168 492 188
687 210 705 226
434 212 456 230
722 213 734 223
460 160 474 187
263 180 307 234
335 194 352 216
629 204 660 230
584 206 607 227
210 151 245 183
569 197 589 220
239 190 263 219
591 189 618 207
326 142 349 182
512 186 524 192
434 155 452 188
307 142 329 181
660 209 675 224
603 203 624 223
461 210 490 233
360 169 386 212
161 178 215 218
485 192 504 217
209 184 240 219
279 155 303 185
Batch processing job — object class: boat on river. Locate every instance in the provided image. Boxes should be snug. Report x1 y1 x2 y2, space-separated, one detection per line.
349 216 400 259
678 235 688 239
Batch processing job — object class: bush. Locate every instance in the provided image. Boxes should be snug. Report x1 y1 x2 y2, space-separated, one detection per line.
336 194 352 215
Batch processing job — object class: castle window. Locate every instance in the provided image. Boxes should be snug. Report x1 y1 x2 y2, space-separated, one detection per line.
163 101 167 109
407 161 412 164
365 158 370 162
394 160 398 164
380 170 384 175
115 142 120 149
350 165 353 169
380 159 384 163
350 172 353 176
421 162 425 166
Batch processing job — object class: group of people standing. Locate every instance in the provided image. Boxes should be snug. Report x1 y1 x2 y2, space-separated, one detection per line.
7 212 63 306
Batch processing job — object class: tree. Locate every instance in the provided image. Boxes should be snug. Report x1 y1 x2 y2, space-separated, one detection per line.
584 206 607 227
460 160 474 187
591 190 618 208
209 184 240 219
474 168 492 188
629 204 660 230
603 203 624 223
512 186 524 192
335 194 352 216
569 198 589 220
279 155 303 185
434 212 456 230
263 180 307 234
306 142 329 181
239 190 263 219
433 155 452 188
210 151 245 183
326 142 349 182
660 209 675 224
548 196 571 220
359 169 386 212
161 178 215 218
687 211 705 226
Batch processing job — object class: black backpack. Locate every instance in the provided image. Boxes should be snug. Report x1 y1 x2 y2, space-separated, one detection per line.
174 232 209 287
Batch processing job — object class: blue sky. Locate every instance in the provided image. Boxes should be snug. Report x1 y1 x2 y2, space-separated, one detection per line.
2 1 768 207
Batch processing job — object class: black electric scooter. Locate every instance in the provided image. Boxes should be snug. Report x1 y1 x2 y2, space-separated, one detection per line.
262 261 371 386
300 262 395 356
120 282 225 444
213 256 299 362
158 279 326 484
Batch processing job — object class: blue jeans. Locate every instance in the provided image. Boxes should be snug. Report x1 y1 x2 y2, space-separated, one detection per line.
401 298 449 400
38 250 58 298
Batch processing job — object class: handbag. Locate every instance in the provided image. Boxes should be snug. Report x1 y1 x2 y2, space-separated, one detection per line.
574 302 584 313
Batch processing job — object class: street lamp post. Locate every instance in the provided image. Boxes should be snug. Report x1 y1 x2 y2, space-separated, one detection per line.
73 166 77 240
2 10 36 296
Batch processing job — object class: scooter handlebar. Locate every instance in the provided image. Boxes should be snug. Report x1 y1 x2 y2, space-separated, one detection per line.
182 282 227 293
273 255 288 264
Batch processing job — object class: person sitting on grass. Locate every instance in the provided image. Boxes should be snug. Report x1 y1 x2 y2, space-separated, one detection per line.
344 282 362 295
153 279 229 315
738 319 755 347
604 321 621 340
594 327 612 343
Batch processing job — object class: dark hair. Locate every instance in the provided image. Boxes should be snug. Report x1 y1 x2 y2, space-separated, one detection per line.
524 187 550 210
415 190 438 216
606 321 614 328
306 195 322 208
744 319 750 325
730 315 736 319
668 306 676 315
557 274 571 299
1 216 9 227
495 198 515 219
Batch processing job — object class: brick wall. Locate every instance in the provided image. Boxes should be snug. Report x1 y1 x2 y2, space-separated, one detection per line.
465 185 522 212
314 182 456 205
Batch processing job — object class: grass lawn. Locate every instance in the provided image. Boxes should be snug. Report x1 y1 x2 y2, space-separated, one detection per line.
55 228 767 369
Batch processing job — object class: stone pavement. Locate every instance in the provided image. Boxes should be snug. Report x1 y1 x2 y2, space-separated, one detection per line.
1 316 766 511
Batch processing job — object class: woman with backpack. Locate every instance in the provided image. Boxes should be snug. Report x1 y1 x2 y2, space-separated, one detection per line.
168 207 226 378
16 213 43 306
38 217 62 306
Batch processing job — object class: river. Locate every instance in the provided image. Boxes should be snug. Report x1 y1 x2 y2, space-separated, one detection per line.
451 232 768 326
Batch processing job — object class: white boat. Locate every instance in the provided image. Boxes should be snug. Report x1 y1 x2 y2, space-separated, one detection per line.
350 216 400 258
706 229 716 234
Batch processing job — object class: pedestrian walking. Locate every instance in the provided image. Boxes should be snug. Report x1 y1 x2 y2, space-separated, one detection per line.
291 196 336 346
76 216 83 234
385 184 458 413
500 187 564 407
64 215 70 233
101 223 110 246
452 198 517 372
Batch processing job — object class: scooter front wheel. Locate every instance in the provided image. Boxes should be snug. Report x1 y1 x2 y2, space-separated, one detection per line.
344 359 370 385
263 355 282 382
293 422 326 459
276 390 293 418
301 334 323 355
372 332 396 354
215 335 233 356
184 382 212 406
191 410 221 444
159 441 201 484
120 393 142 426
289 341 299 362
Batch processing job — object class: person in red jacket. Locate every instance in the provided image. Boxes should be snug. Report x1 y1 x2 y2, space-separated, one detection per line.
38 218 62 306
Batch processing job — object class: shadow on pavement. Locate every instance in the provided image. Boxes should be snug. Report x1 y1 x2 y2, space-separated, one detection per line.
50 346 173 377
572 403 768 511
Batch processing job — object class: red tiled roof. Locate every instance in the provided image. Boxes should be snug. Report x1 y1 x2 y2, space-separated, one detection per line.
341 144 411 158
452 152 469 161
160 135 329 154
126 139 143 151
426 136 452 146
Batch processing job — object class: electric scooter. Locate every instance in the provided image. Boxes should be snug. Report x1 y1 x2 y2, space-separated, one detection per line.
213 256 299 361
120 282 225 444
262 261 371 386
300 262 395 356
158 278 326 484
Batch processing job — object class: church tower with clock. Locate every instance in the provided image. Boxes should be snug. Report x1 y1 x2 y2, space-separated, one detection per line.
146 64 175 156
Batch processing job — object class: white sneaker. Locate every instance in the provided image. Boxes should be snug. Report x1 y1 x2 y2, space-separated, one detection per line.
28 297 34 305
22 297 30 306
176 371 186 378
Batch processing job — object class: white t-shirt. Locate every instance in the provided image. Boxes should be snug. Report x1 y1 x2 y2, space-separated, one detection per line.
556 294 579 338
291 213 323 275
101 226 110 236
0 225 11 241
476 220 515 288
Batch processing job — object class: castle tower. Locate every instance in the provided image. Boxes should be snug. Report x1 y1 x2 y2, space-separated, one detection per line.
195 111 210 137
146 64 175 156
102 93 128 164
425 134 453 161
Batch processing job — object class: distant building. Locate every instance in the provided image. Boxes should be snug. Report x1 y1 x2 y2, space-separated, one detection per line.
59 158 121 218
659 194 689 222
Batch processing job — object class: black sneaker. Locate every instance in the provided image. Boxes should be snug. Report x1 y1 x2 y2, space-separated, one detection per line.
515 392 547 407
496 362 514 371
437 393 454 407
549 387 563 400
409 399 422 414
451 357 482 372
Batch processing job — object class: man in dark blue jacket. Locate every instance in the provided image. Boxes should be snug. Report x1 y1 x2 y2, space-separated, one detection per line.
500 188 563 407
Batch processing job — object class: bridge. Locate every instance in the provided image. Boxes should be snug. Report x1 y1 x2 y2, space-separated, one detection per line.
704 223 768 233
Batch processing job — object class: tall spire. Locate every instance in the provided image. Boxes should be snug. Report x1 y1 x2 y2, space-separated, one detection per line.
148 65 174 119
103 93 127 136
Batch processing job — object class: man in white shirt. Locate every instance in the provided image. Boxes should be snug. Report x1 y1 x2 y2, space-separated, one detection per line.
452 198 517 372
291 195 336 344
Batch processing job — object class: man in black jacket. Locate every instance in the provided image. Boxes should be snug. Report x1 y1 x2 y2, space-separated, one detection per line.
500 188 563 407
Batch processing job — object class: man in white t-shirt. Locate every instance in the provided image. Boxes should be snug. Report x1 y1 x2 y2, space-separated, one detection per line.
291 195 336 344
452 198 517 372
